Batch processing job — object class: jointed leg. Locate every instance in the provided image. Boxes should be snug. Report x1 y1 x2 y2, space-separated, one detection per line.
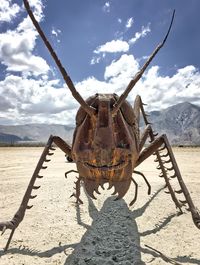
140 125 183 211
0 135 72 251
52 136 72 161
130 177 138 206
133 96 182 210
132 96 172 203
138 124 152 152
136 134 200 229
134 170 151 195
133 97 200 228
133 95 158 153
70 176 83 204
65 170 83 204
130 171 151 206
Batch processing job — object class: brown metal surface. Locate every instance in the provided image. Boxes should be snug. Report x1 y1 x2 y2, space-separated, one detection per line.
0 1 199 251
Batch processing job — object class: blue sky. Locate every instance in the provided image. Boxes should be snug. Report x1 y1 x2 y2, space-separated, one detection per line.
0 0 200 126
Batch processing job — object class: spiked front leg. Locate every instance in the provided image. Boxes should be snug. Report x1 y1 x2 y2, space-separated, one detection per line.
70 176 83 204
0 135 72 251
136 134 200 229
0 136 54 250
64 170 84 204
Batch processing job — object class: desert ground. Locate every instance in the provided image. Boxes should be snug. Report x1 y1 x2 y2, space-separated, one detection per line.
0 147 200 265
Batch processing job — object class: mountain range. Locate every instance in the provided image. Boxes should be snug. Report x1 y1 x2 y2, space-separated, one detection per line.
148 102 200 145
0 102 200 146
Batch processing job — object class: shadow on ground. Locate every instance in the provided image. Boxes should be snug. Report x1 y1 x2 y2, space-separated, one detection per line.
1 187 200 265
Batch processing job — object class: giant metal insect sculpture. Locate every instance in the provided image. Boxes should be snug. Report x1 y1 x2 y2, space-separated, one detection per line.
1 0 200 251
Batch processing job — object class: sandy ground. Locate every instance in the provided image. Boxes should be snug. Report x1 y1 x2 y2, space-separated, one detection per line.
0 147 200 265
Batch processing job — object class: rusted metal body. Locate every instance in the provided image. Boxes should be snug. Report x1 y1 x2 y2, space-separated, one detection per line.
72 94 139 201
0 0 199 251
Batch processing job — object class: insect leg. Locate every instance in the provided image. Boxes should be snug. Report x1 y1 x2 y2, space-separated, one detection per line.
0 135 55 251
133 96 182 210
129 171 151 206
129 177 138 206
70 176 83 204
52 136 72 161
133 170 151 195
136 134 200 229
0 135 72 251
138 124 152 152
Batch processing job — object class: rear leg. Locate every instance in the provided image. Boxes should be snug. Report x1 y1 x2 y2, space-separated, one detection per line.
136 134 200 229
133 96 181 210
140 125 183 212
0 135 72 251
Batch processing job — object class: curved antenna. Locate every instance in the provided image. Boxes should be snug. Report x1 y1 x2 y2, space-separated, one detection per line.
112 10 175 116
23 0 95 116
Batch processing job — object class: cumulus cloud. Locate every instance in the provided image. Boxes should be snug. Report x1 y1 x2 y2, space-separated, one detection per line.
0 0 20 23
0 2 199 127
1 52 200 125
78 57 200 112
94 39 129 54
132 65 200 110
25 0 44 21
104 54 139 80
91 23 151 65
78 58 200 114
0 30 50 74
0 74 78 125
0 0 49 76
91 39 130 65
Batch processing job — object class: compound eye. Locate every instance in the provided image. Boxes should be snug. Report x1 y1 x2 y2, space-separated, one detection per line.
120 101 135 126
76 95 98 126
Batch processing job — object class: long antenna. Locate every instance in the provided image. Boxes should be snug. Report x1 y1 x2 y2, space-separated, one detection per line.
23 0 95 116
112 10 175 115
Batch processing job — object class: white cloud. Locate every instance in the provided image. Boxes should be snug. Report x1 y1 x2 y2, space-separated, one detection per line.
133 65 200 110
118 18 122 24
0 2 199 127
91 22 151 64
0 0 49 76
104 54 139 80
52 28 61 37
0 29 49 75
103 2 110 13
51 28 61 43
77 59 200 114
129 23 151 44
126 17 134 29
25 0 44 21
90 56 101 65
1 53 200 125
94 40 129 54
0 0 20 23
0 74 78 125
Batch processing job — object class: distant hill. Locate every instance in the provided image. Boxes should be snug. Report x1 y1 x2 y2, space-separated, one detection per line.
148 102 200 145
0 124 74 145
0 102 200 146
